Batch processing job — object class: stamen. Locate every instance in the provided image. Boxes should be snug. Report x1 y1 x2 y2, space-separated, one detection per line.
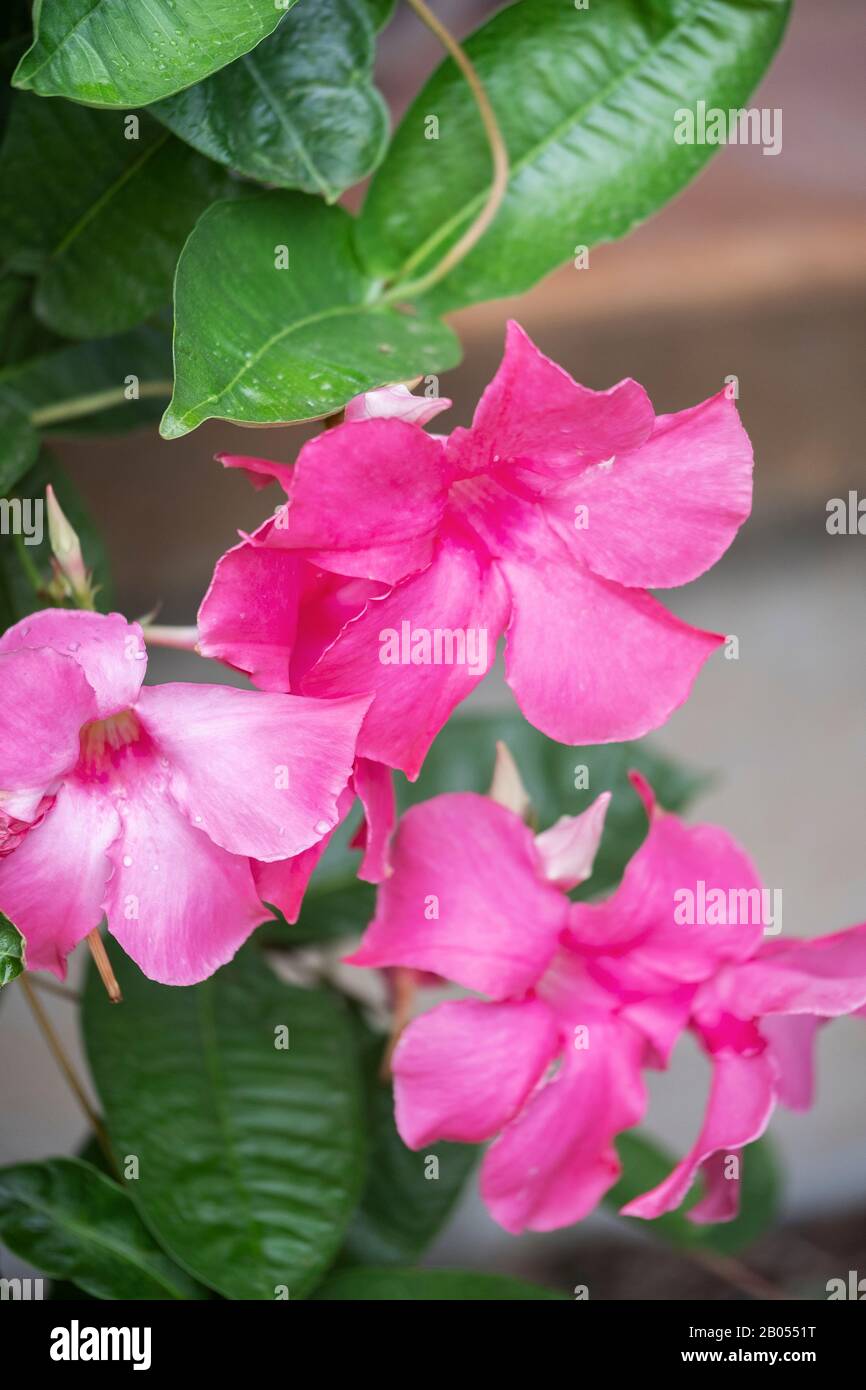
78 710 141 773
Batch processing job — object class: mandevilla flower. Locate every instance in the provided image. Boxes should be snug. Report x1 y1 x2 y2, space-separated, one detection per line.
0 610 370 985
345 771 866 1233
198 322 753 780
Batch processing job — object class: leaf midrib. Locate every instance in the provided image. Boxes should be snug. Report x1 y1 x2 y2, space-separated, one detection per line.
50 130 171 262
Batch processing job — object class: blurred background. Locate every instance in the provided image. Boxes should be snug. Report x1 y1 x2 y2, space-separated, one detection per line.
2 0 865 1298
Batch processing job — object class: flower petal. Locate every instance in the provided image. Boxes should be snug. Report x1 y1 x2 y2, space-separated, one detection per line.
345 384 452 426
280 420 451 584
0 780 119 978
497 503 722 743
0 610 146 716
393 997 560 1147
545 392 753 589
714 923 866 1018
620 1050 775 1220
533 792 610 890
137 685 370 861
217 452 293 492
104 773 268 986
569 802 766 982
0 647 97 788
481 1013 648 1233
302 530 509 779
197 532 300 692
345 792 568 998
448 320 654 480
351 756 395 883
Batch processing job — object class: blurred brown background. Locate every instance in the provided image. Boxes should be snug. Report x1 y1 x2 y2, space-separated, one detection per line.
3 0 866 1298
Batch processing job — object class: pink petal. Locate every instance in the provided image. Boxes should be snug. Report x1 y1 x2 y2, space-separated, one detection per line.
279 420 451 584
345 793 568 998
569 803 766 982
351 757 395 883
197 532 299 692
218 452 293 493
136 685 370 861
533 792 611 890
302 530 509 779
544 392 753 589
620 1050 775 1220
760 1014 820 1111
252 782 356 924
0 647 97 788
481 1013 648 1233
0 610 146 716
344 384 452 427
393 997 560 1147
103 770 268 986
0 780 119 978
447 320 654 481
714 923 866 1018
688 1150 743 1225
497 502 722 743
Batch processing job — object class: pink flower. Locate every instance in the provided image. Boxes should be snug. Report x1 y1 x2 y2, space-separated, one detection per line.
198 323 753 780
0 610 370 985
345 773 866 1233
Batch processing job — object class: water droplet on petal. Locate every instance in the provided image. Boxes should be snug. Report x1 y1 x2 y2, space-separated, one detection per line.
67 641 80 652
314 819 330 836
122 854 133 867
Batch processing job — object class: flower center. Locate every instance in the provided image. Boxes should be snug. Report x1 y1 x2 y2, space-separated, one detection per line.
78 709 142 773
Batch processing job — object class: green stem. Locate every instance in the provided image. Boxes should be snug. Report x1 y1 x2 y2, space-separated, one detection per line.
30 380 173 429
381 0 509 303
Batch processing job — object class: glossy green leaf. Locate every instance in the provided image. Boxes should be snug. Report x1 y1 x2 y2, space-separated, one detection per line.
0 913 25 986
0 1158 205 1299
340 1021 477 1266
0 96 229 339
0 274 61 370
357 0 792 312
314 1267 566 1300
83 946 365 1301
609 1131 781 1255
161 191 461 437
153 0 390 201
0 399 39 491
13 0 300 108
0 322 173 435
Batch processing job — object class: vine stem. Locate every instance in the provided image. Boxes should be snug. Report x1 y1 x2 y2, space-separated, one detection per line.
382 0 509 302
19 975 119 1177
30 380 173 429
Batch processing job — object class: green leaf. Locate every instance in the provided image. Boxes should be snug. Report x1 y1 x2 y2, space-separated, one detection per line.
0 912 25 986
0 96 229 339
314 1267 566 1300
0 322 173 435
152 0 390 202
161 191 461 437
83 946 366 1301
0 1158 205 1299
0 399 39 491
0 274 62 370
343 1046 478 1266
357 0 792 312
13 0 301 108
609 1131 781 1256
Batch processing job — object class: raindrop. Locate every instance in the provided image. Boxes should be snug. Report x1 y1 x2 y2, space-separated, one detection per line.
67 641 80 652
122 854 133 867
314 819 330 835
